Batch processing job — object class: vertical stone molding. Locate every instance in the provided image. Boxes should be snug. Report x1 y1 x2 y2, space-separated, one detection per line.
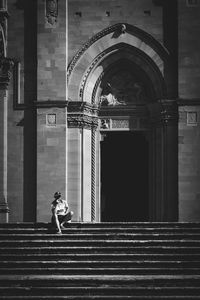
91 127 96 222
0 89 9 222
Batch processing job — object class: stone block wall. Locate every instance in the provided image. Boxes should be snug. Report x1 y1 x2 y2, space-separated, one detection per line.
179 107 200 221
178 0 200 98
178 0 200 221
68 0 163 64
37 108 67 222
37 0 67 101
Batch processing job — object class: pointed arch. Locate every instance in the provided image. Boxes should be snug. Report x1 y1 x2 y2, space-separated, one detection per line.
68 23 173 102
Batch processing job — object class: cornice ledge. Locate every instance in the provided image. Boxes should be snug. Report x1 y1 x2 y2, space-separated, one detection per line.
68 101 99 115
99 104 148 117
34 100 68 108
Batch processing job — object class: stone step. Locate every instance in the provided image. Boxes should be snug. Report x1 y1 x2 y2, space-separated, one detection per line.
1 246 200 254
1 296 200 300
1 223 200 298
2 227 200 234
2 222 200 229
1 274 200 287
1 233 200 240
1 253 200 261
0 286 200 296
1 239 200 247
1 267 200 275
1 260 200 268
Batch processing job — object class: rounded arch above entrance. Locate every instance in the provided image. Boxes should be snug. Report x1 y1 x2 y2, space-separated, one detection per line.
68 23 171 103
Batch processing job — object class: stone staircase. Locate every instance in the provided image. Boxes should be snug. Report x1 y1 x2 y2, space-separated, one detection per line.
0 222 200 299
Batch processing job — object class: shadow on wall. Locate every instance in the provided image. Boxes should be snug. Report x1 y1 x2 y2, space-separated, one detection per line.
16 0 37 222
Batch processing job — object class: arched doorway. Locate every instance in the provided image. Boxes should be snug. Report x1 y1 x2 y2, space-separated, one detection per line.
67 23 178 222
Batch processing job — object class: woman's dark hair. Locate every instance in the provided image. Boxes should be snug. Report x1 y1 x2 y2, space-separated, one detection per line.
54 191 61 198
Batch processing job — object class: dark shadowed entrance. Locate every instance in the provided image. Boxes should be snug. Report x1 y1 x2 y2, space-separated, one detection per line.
101 131 149 222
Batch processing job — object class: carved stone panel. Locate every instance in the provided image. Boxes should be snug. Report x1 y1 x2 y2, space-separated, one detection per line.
45 0 58 26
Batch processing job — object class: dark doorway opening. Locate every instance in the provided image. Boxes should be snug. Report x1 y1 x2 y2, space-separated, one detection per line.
101 131 149 222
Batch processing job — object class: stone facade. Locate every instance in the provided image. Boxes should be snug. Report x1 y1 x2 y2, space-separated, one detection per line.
178 0 200 221
0 0 199 223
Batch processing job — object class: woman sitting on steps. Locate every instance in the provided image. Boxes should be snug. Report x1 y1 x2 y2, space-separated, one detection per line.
51 191 73 234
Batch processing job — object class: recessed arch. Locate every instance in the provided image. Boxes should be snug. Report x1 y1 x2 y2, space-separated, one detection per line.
68 23 172 102
82 44 166 105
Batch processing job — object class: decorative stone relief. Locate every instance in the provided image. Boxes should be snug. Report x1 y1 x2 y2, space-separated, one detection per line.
67 114 99 129
45 0 58 26
112 119 129 129
99 71 146 106
67 101 99 130
187 111 198 126
0 57 14 89
100 119 111 130
46 113 56 126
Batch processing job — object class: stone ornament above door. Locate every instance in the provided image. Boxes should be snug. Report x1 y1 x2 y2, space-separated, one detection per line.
99 70 146 106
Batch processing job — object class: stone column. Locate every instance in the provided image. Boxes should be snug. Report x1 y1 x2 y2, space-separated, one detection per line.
149 100 178 221
0 58 14 222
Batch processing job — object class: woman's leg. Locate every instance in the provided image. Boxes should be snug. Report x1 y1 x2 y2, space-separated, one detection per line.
52 213 62 233
60 211 74 227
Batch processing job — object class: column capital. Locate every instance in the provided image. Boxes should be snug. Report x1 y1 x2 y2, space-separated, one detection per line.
67 114 99 130
67 101 99 129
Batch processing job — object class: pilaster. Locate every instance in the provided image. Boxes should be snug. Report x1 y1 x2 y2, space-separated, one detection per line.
0 1 14 222
0 59 14 222
149 100 178 221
